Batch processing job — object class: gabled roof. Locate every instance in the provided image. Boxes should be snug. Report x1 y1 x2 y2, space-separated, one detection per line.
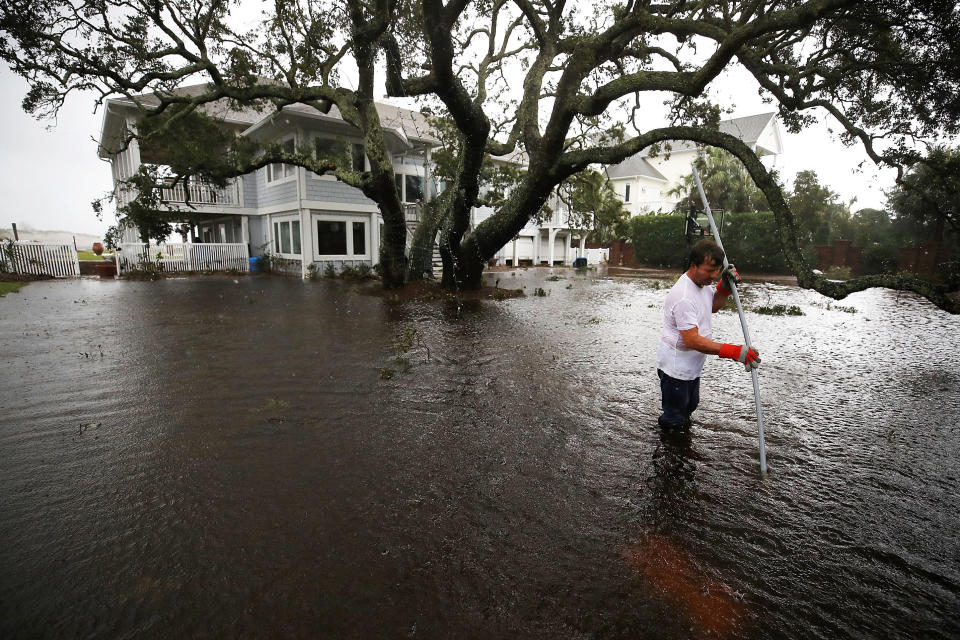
605 155 668 181
603 112 780 173
113 82 270 126
99 81 441 157
717 112 777 148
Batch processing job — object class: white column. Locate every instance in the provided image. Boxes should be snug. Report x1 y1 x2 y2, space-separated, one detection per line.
372 214 381 267
118 115 144 229
548 229 558 266
298 153 309 279
579 235 587 260
424 146 432 203
124 115 142 172
241 216 250 246
512 238 518 267
299 208 309 278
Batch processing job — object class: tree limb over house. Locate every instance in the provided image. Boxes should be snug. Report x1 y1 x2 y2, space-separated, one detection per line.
1 0 958 310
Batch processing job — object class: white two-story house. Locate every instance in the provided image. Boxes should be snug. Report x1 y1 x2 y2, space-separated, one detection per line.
606 112 783 215
483 113 784 268
98 83 439 277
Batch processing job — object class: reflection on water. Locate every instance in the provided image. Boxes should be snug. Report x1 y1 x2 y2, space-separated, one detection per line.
1 270 959 638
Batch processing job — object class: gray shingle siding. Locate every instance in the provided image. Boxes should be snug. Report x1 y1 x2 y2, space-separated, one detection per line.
306 175 375 206
242 174 258 208
257 169 299 208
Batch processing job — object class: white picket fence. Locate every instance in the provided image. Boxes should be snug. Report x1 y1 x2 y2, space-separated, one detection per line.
117 243 249 275
1 242 80 277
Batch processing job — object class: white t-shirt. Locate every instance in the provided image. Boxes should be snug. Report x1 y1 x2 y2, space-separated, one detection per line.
656 272 716 380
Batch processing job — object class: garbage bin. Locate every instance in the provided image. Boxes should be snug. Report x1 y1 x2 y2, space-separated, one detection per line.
249 256 262 273
573 257 588 268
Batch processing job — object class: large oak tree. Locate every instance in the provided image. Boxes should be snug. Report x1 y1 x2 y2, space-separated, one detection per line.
2 0 958 310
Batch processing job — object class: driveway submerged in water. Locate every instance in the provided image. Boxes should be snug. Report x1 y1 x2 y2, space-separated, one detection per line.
1 271 958 639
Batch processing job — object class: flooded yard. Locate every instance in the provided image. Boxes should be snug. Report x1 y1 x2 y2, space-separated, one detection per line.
1 269 958 638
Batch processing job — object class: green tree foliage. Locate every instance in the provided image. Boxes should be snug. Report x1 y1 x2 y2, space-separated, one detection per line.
849 208 899 274
559 169 628 245
628 211 789 272
887 145 960 241
627 214 688 269
719 212 790 273
669 147 767 213
788 170 853 247
3 0 960 309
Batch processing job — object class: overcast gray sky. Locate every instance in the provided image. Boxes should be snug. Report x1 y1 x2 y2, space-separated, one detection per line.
0 65 897 240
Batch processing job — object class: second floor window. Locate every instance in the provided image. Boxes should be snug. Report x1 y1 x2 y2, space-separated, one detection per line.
266 138 296 184
395 173 424 203
315 138 365 173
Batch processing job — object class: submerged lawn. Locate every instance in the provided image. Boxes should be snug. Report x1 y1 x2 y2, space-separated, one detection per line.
0 273 958 639
0 282 28 297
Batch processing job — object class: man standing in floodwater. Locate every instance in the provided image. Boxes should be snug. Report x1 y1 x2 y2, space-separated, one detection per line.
657 239 760 429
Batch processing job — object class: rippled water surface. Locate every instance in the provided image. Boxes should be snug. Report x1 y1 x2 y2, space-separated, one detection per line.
1 270 958 638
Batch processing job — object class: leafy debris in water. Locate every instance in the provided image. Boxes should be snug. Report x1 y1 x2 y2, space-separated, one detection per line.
751 304 804 316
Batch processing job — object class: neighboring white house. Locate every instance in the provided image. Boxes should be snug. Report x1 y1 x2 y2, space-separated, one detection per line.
484 113 784 267
98 83 439 277
606 112 784 216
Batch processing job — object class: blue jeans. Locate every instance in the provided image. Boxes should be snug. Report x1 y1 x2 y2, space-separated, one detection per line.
657 369 700 428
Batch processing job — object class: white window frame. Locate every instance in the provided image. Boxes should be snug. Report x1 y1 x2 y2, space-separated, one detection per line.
272 215 302 258
266 136 298 185
394 171 425 204
312 213 370 260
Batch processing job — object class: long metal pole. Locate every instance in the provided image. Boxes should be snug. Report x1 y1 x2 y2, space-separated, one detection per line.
692 166 768 476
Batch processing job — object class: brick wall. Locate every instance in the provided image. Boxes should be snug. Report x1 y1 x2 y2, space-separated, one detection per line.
609 239 639 267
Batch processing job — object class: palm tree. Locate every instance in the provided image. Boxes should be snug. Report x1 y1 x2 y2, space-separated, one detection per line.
669 147 766 213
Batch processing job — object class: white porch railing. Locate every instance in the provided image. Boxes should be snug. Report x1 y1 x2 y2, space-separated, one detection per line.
117 243 249 275
160 178 241 206
1 242 80 277
404 203 421 222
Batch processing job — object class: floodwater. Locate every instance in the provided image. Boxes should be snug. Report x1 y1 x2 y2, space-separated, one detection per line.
1 269 958 639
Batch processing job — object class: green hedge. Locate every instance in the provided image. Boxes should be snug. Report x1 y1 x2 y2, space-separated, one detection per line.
626 213 689 269
628 211 790 272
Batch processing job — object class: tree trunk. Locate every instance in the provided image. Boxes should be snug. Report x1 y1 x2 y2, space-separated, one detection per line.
452 237 487 289
407 200 445 281
379 201 408 288
447 182 553 289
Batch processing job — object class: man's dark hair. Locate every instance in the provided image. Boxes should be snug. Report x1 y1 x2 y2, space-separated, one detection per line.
689 239 725 267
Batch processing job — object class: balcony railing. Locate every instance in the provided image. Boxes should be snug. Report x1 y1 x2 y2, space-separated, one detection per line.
160 178 241 206
404 203 421 222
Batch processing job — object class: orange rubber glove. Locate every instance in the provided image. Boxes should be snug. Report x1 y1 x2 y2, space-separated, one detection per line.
718 343 761 371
